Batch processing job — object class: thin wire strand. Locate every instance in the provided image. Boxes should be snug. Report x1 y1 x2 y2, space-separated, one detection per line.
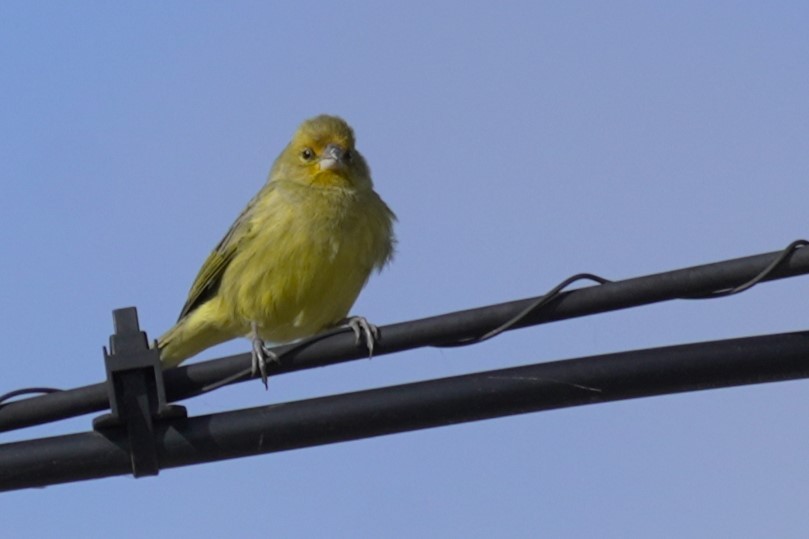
439 239 807 347
201 325 353 393
436 273 611 347
0 387 61 406
684 239 808 298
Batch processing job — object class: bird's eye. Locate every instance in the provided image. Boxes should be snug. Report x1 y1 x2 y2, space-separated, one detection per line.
344 150 353 162
300 148 314 161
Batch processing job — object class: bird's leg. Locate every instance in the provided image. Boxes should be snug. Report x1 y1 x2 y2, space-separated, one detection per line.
342 316 380 357
250 321 279 389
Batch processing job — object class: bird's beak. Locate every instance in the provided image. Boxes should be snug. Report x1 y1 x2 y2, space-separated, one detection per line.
319 143 348 171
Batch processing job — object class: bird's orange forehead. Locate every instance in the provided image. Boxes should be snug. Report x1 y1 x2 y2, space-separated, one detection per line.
293 115 356 151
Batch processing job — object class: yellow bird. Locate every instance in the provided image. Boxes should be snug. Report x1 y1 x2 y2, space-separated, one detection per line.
158 115 396 384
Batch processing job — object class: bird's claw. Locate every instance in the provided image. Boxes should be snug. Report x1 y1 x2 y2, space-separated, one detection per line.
251 334 279 390
345 316 380 357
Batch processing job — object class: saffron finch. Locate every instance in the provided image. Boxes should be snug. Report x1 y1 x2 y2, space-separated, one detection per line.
158 115 396 384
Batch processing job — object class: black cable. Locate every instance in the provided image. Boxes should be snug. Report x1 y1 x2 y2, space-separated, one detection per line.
185 238 809 389
3 330 809 491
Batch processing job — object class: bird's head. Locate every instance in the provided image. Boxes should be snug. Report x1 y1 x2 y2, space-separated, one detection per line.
279 115 372 190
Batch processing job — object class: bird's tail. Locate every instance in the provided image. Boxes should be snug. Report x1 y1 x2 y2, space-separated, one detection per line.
157 316 232 368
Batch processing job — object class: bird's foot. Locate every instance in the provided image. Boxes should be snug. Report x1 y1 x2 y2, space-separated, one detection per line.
250 323 280 389
344 316 380 357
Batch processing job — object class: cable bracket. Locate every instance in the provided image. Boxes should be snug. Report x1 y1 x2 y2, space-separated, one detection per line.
93 307 186 477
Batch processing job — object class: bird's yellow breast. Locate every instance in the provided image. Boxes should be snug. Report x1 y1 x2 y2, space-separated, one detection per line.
217 181 393 342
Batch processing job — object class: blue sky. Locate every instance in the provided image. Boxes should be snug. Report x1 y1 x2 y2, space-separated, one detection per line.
2 2 809 537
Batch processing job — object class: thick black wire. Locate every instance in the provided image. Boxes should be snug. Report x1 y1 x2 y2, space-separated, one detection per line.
3 239 807 404
210 237 808 383
5 329 809 491
103 237 809 390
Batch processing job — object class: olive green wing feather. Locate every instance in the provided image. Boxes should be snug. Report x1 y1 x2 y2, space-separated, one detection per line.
176 188 265 321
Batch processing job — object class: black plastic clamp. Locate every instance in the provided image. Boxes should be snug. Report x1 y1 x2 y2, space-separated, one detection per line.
93 307 186 477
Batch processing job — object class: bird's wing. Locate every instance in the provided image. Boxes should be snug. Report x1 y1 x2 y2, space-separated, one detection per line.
176 186 267 321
